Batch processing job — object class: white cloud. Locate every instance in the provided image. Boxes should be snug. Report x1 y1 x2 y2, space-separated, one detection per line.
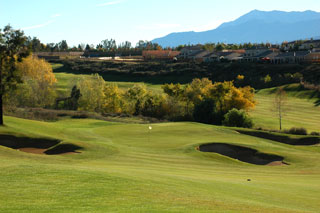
97 0 123 7
135 23 181 30
51 14 61 18
22 20 55 31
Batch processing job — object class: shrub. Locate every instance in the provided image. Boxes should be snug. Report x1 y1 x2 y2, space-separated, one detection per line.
284 127 308 135
193 99 223 125
310 132 320 136
223 108 253 128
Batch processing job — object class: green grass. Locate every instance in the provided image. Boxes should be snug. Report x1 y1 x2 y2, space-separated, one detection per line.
54 72 163 96
0 116 320 212
251 84 320 133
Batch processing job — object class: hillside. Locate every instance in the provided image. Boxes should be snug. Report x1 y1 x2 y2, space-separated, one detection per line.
52 60 320 90
252 84 320 132
152 10 320 47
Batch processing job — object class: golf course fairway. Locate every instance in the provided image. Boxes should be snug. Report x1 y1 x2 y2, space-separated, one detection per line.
0 116 319 212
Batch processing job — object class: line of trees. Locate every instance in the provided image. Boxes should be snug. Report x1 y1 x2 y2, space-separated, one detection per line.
27 35 290 54
52 76 255 126
27 36 166 53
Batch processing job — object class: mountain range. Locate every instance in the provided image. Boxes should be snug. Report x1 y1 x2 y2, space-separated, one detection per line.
152 10 320 47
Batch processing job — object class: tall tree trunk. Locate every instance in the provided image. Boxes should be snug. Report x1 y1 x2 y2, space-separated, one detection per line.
279 105 282 131
279 115 282 131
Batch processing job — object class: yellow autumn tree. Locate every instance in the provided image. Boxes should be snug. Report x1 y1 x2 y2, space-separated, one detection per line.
9 55 57 107
76 74 106 112
184 78 213 105
225 86 256 112
102 84 124 114
209 81 256 113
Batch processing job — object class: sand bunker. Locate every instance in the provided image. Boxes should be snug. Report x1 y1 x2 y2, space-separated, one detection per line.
0 135 81 155
199 143 287 166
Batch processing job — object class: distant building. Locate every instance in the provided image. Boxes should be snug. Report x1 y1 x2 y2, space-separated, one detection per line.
188 50 210 62
304 52 320 63
251 50 280 63
299 39 320 50
203 51 243 62
243 47 270 58
273 51 310 64
178 46 203 59
203 52 219 62
283 41 297 51
218 52 243 62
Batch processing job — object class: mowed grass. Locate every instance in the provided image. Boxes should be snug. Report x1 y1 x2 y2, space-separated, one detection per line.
54 72 163 96
251 84 320 133
0 116 320 212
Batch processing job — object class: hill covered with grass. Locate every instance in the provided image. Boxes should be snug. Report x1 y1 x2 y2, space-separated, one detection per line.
252 84 320 132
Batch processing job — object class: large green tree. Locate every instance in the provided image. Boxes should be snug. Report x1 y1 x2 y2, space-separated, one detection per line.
0 25 29 125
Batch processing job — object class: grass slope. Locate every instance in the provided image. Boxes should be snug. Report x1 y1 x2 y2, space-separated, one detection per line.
54 72 162 96
252 84 320 133
0 116 319 212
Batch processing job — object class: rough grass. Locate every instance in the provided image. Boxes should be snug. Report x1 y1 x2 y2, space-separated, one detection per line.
0 116 320 212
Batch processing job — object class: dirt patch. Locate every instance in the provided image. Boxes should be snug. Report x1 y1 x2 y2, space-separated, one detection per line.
0 134 82 155
18 148 48 155
199 143 287 166
237 130 320 146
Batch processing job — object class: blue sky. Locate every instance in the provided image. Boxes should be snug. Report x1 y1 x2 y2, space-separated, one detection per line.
1 0 320 46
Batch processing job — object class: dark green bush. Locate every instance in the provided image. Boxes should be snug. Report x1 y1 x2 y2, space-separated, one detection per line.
222 108 253 128
284 127 308 135
193 99 223 125
310 132 320 136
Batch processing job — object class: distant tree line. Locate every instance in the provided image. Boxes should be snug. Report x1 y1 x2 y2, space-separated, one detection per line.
26 36 167 53
27 36 299 55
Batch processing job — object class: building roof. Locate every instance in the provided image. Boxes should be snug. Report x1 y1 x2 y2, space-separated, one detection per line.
189 50 209 58
254 50 279 58
245 47 270 51
203 52 219 58
220 52 242 60
217 52 234 57
276 51 310 58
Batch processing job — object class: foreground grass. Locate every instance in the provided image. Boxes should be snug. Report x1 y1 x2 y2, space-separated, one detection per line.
0 116 319 212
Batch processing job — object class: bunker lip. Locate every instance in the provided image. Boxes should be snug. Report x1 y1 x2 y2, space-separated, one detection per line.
0 135 82 155
198 143 287 166
237 130 320 146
